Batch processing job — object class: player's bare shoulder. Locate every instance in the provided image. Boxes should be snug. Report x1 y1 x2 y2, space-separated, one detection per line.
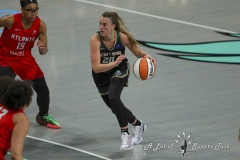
90 33 101 46
119 32 128 46
91 33 100 41
39 19 47 33
0 15 14 28
40 19 46 28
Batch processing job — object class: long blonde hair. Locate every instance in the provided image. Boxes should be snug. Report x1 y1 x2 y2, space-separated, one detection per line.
101 11 139 47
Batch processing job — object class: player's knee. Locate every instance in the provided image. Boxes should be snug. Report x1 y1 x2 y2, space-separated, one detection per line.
108 94 120 105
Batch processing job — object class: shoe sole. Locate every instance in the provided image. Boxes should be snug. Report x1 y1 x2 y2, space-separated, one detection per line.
120 141 134 150
46 124 61 129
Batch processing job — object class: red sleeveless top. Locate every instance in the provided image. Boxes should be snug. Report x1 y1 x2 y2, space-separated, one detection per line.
0 105 24 159
0 13 43 80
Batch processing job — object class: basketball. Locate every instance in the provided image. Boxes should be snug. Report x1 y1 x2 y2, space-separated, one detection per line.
133 57 156 80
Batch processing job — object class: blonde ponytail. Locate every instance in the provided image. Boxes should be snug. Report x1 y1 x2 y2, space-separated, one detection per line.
101 11 139 47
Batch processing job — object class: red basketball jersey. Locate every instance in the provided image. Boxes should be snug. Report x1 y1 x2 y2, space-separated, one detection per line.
0 105 24 159
0 13 43 80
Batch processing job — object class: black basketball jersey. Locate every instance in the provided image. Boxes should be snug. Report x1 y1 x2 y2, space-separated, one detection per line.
97 30 127 72
92 30 130 89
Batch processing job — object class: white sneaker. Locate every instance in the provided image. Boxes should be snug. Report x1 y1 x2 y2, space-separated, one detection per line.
120 132 133 150
132 120 146 144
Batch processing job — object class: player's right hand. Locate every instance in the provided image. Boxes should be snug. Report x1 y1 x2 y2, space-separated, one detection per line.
115 54 125 66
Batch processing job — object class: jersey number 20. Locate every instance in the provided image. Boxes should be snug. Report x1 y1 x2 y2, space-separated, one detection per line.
102 57 115 63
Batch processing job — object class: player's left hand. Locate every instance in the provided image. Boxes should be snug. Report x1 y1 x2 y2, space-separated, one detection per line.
36 40 47 55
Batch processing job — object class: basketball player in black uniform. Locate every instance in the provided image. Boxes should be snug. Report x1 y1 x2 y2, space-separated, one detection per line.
90 11 156 150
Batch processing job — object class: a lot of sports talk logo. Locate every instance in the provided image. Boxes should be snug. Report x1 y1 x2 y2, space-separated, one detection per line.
143 130 230 157
0 10 19 34
137 31 240 64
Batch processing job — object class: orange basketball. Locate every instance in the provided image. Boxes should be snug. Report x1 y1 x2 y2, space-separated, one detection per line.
133 57 156 80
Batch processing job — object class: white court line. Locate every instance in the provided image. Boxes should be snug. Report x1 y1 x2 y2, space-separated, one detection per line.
26 135 113 160
75 0 236 33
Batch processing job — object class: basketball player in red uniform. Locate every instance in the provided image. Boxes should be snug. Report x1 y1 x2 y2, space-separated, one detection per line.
0 77 33 160
0 0 60 129
90 11 155 150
